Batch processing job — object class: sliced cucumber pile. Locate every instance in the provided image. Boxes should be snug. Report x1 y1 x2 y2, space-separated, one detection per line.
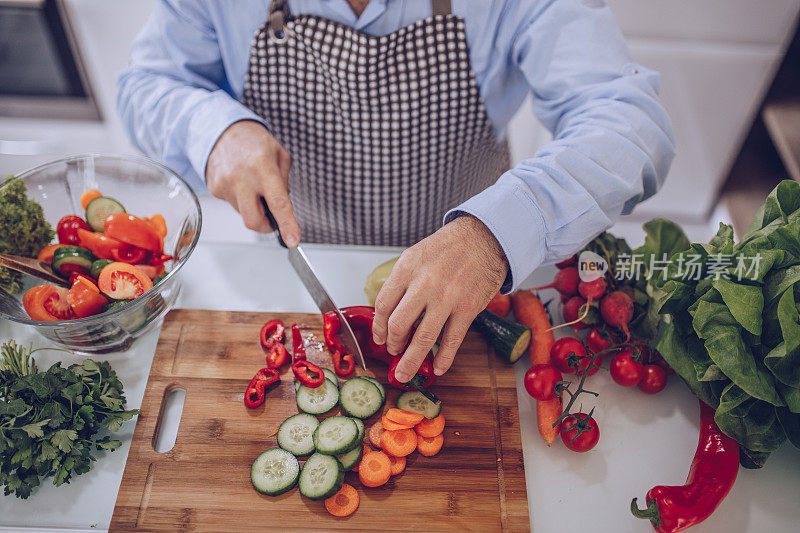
321 367 338 386
339 377 384 419
85 196 125 232
250 448 299 496
353 417 365 442
296 379 339 415
397 390 442 419
298 452 344 500
277 413 319 456
336 443 364 471
360 376 386 402
312 416 360 455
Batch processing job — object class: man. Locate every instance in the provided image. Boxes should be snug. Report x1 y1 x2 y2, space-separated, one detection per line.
118 0 674 382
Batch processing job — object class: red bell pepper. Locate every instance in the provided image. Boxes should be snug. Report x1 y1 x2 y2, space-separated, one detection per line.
265 343 289 368
243 367 280 409
334 306 393 364
290 323 324 387
388 355 439 403
260 319 285 349
322 311 355 377
631 400 739 532
332 349 355 377
291 323 306 361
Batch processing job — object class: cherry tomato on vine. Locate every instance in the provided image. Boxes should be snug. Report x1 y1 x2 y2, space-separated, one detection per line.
586 327 619 355
560 413 600 452
609 349 644 387
524 364 563 401
57 215 91 245
550 337 586 374
638 365 668 394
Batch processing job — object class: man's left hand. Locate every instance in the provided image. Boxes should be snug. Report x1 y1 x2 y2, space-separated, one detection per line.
371 214 509 382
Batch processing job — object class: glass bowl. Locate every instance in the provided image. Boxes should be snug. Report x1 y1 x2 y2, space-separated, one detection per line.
0 154 202 353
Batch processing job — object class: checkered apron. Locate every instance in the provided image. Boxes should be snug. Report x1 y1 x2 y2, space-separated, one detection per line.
242 0 510 246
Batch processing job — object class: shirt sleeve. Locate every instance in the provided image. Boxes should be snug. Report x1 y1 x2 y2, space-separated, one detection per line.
116 0 266 190
445 0 675 292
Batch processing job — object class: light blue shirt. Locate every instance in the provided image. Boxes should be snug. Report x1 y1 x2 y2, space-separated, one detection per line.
118 0 675 291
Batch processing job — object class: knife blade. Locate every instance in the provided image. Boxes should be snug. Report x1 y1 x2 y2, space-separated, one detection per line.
261 199 367 371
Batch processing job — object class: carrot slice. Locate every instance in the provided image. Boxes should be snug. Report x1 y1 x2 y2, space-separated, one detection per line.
381 416 415 431
353 444 371 473
386 453 406 476
369 421 384 449
415 414 445 438
358 451 392 487
80 189 102 210
325 484 360 517
417 433 444 456
385 408 425 426
380 428 417 457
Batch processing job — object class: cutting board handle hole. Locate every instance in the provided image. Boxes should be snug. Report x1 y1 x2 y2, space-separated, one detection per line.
154 388 186 453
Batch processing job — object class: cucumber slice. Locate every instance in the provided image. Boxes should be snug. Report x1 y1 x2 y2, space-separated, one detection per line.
320 367 338 386
295 379 339 415
85 196 126 232
51 246 95 276
336 443 364 471
312 416 359 455
277 413 319 456
90 259 113 279
250 448 299 496
298 453 344 500
295 376 337 392
397 391 442 419
353 418 365 442
339 377 383 419
360 376 386 402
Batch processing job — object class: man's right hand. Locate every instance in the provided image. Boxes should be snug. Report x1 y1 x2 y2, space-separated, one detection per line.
206 120 301 246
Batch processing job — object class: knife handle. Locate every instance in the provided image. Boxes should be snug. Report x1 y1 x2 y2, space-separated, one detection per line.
260 197 287 248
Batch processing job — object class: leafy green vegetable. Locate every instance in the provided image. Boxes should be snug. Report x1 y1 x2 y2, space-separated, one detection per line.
0 176 55 293
0 340 138 498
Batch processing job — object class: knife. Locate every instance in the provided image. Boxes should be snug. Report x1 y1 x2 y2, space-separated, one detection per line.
261 199 367 371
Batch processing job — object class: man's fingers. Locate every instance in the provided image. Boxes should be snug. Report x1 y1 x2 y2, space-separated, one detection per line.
262 176 300 247
238 192 271 233
384 291 426 356
372 272 408 346
394 308 448 382
432 313 473 376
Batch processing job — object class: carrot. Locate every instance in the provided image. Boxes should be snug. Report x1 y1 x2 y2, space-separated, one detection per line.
416 433 444 456
537 395 563 446
147 214 168 238
368 421 384 449
510 291 554 365
381 416 415 431
414 414 445 438
353 444 371 473
358 451 392 487
384 408 425 426
80 189 102 209
324 484 360 517
380 428 417 457
386 453 406 476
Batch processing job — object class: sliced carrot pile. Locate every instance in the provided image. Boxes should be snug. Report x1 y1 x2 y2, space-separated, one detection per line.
381 416 415 431
325 484 360 517
386 453 406 476
385 408 425 426
414 413 445 438
417 433 444 456
358 451 392 487
380 428 417 457
369 421 384 449
353 444 371 473
80 189 102 209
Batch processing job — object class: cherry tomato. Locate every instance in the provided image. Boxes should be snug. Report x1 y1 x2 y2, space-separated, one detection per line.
586 327 619 355
560 413 600 452
638 365 668 394
609 349 644 387
36 243 68 263
67 275 107 318
550 337 587 374
104 213 162 252
524 364 563 401
111 243 147 264
57 215 91 245
76 228 123 260
22 284 74 321
97 262 153 299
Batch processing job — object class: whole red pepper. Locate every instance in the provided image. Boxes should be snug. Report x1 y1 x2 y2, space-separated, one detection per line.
290 323 324 387
335 307 394 364
243 367 280 409
388 355 439 403
260 319 286 350
631 400 739 532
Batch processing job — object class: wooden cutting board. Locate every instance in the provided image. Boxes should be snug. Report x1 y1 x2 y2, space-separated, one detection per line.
110 310 529 532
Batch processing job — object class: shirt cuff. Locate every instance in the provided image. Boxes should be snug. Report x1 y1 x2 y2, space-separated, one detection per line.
444 177 547 293
184 90 268 190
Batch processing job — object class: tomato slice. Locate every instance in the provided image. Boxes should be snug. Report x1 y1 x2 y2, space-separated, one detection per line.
134 263 165 279
146 214 168 238
37 243 69 263
22 284 74 321
111 243 147 264
67 275 107 318
97 262 153 299
104 213 162 253
76 228 123 260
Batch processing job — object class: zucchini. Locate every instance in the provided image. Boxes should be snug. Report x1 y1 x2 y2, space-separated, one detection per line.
85 196 125 232
90 259 113 279
397 391 442 419
51 246 95 276
277 413 319 456
250 448 299 496
298 453 344 500
472 309 531 363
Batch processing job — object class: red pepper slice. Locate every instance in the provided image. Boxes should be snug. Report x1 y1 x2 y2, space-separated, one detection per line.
260 319 286 350
243 367 280 409
292 360 324 388
332 348 355 377
291 323 306 361
265 343 289 369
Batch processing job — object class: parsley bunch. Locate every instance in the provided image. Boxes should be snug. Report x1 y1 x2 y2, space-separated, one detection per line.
0 340 139 498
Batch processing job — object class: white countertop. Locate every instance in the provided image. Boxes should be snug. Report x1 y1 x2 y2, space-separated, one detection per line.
2 237 800 532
